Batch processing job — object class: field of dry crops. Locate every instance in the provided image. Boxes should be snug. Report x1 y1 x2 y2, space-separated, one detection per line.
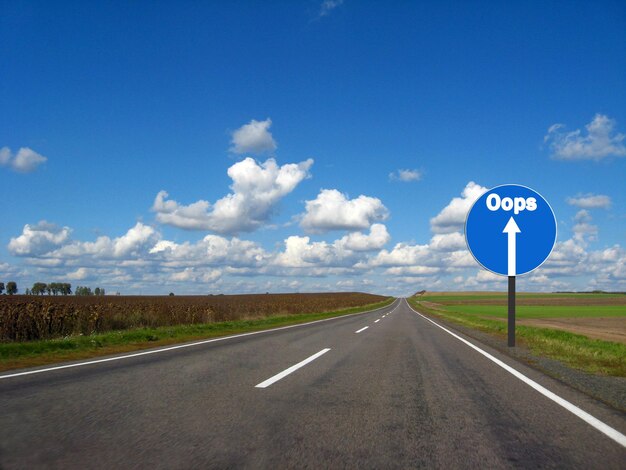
0 292 388 342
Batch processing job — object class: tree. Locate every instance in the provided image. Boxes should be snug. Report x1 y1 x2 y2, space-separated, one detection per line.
32 282 47 295
62 283 72 295
93 287 105 296
6 281 17 295
0 282 4 295
75 286 93 296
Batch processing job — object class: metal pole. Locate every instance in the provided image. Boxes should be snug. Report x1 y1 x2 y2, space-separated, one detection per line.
508 275 515 347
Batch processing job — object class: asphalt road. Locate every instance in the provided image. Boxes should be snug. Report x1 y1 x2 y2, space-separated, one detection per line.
1 298 625 468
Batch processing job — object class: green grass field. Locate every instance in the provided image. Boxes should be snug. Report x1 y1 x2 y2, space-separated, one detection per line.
409 293 626 377
435 304 626 319
419 292 626 303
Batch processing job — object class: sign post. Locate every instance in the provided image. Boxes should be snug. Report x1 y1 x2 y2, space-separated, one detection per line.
465 184 556 347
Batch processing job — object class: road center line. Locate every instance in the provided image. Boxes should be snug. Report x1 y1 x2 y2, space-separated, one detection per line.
255 348 330 388
405 299 626 449
374 319 380 323
355 326 369 333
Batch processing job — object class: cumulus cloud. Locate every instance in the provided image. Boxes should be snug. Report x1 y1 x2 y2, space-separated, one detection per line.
67 267 90 280
170 268 221 283
153 157 313 234
566 193 611 209
230 118 277 154
273 224 390 269
149 234 269 269
428 232 466 252
8 221 71 256
430 181 487 233
8 179 625 294
274 236 337 268
12 222 159 260
389 169 422 182
300 189 389 233
0 147 47 173
572 210 598 244
544 114 626 161
338 224 390 251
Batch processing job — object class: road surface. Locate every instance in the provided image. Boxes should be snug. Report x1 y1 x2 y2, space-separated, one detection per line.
1 298 625 468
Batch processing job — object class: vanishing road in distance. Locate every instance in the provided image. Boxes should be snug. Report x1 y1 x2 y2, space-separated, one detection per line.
1 299 625 468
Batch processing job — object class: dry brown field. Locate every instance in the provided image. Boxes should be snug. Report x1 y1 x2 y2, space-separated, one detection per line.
0 292 387 342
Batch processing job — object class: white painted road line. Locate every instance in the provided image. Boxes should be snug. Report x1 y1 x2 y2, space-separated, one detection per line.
355 326 369 334
0 300 400 381
255 348 331 388
374 319 380 323
405 299 626 449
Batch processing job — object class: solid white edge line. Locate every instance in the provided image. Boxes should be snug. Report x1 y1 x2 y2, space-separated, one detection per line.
355 326 369 333
0 299 400 381
255 348 331 388
404 299 626 449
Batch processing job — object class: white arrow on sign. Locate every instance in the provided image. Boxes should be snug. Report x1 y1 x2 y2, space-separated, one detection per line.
503 216 521 276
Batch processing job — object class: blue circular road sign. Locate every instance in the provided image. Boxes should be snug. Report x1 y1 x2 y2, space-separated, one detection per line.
465 184 557 276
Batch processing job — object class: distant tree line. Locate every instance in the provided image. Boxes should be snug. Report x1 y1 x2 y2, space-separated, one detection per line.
75 286 106 296
29 282 72 296
1 281 106 296
0 282 18 295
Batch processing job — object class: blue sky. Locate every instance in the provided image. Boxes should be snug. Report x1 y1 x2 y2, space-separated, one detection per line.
1 0 625 295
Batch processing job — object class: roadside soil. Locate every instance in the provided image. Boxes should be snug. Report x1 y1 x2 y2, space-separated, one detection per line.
520 317 626 344
443 297 626 306
489 316 626 344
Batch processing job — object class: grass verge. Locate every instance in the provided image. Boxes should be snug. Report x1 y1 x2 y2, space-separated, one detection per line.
435 304 626 319
408 297 626 377
0 298 395 372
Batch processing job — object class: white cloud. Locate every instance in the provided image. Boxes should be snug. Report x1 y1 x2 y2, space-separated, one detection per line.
153 157 313 234
572 210 598 244
545 114 626 160
150 234 269 268
430 181 487 233
389 169 422 182
112 223 157 257
230 118 277 154
368 231 472 273
369 242 429 267
171 269 194 282
274 236 336 268
385 266 440 276
67 267 90 280
8 221 71 256
42 222 158 260
0 147 47 173
566 193 611 209
273 224 390 269
7 179 625 294
428 232 466 252
300 189 389 233
319 0 344 17
338 224 390 251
